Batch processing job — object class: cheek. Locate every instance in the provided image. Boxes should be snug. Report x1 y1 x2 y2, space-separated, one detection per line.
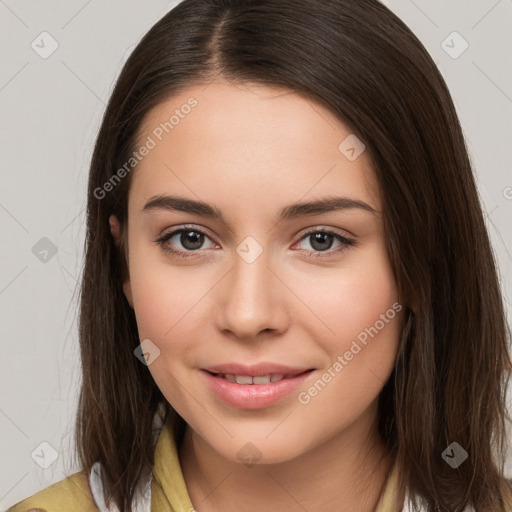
295 245 402 422
128 256 207 409
130 267 205 347
126 227 205 335
127 241 181 339
306 241 400 356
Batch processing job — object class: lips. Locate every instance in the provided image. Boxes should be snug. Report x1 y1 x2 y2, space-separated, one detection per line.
201 363 315 409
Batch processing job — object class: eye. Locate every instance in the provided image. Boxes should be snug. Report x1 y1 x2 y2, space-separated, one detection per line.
292 228 356 258
156 225 217 259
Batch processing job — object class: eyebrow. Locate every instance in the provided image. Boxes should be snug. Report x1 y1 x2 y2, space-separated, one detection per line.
142 194 378 224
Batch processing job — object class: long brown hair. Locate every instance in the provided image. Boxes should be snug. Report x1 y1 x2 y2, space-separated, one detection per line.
75 0 512 510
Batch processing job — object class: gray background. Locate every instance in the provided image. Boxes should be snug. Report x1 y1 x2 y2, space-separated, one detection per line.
1 0 511 509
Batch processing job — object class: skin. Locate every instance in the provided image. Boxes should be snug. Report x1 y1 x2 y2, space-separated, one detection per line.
109 81 404 512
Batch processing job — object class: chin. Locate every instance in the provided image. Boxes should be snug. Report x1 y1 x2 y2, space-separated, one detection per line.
200 430 311 467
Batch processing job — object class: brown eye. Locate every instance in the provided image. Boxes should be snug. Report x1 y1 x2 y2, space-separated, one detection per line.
177 230 204 250
156 226 216 258
309 232 335 251
294 229 356 257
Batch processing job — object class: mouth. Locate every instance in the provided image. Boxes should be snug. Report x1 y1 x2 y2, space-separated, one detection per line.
201 366 315 409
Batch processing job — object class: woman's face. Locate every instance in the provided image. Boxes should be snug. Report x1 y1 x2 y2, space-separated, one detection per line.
110 81 403 464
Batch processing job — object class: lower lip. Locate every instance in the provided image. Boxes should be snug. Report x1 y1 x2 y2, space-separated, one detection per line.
201 369 314 409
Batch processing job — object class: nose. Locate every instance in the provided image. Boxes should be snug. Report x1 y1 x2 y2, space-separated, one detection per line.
214 244 290 342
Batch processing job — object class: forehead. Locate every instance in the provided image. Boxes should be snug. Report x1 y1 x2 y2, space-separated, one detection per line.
130 81 380 214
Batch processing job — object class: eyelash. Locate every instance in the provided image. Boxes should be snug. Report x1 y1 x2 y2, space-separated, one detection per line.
155 224 356 260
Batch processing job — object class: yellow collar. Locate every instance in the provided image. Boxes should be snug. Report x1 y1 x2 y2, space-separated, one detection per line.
151 418 195 511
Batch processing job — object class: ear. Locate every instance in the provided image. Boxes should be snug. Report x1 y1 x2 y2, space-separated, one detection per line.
109 214 134 309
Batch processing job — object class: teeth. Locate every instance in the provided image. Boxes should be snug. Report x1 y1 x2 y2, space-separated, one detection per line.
253 375 271 384
217 373 287 384
235 375 253 385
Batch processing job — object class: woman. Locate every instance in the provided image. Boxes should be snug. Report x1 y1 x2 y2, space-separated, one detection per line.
9 0 512 510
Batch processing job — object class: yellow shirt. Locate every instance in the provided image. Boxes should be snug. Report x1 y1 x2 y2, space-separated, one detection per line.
7 421 402 512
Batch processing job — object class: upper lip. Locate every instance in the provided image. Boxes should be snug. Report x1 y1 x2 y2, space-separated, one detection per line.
203 363 314 377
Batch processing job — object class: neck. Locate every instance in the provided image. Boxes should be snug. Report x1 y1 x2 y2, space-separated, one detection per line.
178 402 394 512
